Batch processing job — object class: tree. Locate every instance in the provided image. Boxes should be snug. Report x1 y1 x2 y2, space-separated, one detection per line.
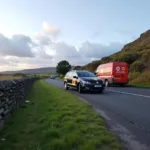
56 60 71 75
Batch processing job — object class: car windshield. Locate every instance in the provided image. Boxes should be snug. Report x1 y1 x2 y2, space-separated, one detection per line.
77 71 96 77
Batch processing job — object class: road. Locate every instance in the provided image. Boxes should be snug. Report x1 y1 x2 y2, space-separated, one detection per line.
45 79 150 150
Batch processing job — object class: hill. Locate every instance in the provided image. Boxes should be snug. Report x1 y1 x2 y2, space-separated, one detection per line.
79 29 150 73
0 67 56 74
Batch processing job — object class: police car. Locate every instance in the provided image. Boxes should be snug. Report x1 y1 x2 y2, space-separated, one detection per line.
64 70 105 93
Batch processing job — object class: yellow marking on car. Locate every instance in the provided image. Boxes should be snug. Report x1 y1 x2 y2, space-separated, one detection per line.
72 80 76 85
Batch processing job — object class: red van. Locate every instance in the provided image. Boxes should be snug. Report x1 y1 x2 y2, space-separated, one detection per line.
95 62 129 86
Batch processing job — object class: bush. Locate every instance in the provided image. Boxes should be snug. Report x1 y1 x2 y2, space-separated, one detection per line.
117 53 139 65
128 72 141 81
130 71 150 84
130 61 145 72
141 50 150 65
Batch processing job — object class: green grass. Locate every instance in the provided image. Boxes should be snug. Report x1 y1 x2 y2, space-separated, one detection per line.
128 83 150 89
128 71 150 88
0 80 120 150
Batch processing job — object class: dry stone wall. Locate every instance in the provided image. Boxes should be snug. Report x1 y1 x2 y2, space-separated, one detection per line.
0 78 37 130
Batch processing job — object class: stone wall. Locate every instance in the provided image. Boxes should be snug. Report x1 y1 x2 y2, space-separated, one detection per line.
0 78 37 130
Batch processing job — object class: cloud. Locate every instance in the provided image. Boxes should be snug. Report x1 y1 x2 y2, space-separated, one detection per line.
0 34 35 57
0 20 124 72
79 41 123 59
33 32 41 39
42 22 61 38
34 34 51 46
50 42 88 65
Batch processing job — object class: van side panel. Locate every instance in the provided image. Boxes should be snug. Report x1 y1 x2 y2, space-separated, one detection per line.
96 63 113 83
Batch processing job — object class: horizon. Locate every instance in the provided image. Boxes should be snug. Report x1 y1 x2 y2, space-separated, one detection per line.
0 0 150 71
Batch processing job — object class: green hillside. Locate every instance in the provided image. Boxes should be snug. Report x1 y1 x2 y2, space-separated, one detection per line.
74 29 150 85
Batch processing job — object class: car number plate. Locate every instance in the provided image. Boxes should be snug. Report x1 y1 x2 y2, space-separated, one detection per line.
95 85 102 87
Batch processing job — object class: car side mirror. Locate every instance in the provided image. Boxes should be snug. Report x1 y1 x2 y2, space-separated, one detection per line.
73 76 78 79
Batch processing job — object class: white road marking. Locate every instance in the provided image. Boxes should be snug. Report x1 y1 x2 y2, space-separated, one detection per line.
107 89 150 99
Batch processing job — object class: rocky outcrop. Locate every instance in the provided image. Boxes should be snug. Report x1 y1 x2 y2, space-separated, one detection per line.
0 78 37 130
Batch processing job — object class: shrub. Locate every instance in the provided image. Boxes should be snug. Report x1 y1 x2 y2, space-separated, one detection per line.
130 61 145 72
130 71 150 84
128 72 141 81
141 50 150 65
117 52 139 65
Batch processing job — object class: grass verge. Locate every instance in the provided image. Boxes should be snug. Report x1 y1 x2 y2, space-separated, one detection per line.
0 80 120 150
128 83 150 89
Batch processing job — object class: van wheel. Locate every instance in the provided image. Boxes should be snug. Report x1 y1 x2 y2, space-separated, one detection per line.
64 82 68 90
105 80 109 87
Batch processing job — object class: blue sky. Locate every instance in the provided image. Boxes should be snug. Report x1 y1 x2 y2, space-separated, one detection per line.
0 0 150 71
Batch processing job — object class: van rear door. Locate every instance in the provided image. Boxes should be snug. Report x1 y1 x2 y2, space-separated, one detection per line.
113 63 128 84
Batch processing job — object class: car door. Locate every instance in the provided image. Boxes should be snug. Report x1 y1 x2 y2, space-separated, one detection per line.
66 71 73 86
71 71 78 87
64 72 70 84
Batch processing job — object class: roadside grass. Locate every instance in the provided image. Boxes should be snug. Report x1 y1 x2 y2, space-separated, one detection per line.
128 83 150 89
128 71 150 89
0 80 120 150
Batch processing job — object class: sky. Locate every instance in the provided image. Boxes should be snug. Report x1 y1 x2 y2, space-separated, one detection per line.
0 0 150 71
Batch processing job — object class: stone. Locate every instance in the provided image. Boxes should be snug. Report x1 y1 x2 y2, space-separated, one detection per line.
1 138 6 141
4 104 8 110
0 108 4 114
0 102 5 108
0 91 4 97
7 100 13 105
3 110 10 116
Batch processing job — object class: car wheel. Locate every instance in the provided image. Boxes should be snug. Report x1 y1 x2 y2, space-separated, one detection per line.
78 83 83 93
105 80 109 87
64 82 68 90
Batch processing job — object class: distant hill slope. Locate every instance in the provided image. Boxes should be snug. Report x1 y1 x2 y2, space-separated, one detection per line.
79 29 150 72
0 67 56 74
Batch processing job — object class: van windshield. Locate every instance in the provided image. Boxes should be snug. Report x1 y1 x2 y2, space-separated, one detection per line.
77 71 96 77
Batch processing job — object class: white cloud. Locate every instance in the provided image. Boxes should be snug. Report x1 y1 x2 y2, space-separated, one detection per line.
50 42 89 65
0 21 124 72
79 41 123 59
42 22 61 38
0 34 35 57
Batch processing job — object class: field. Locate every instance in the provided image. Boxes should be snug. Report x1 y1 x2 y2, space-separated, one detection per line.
0 73 51 81
0 80 119 150
0 74 23 80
